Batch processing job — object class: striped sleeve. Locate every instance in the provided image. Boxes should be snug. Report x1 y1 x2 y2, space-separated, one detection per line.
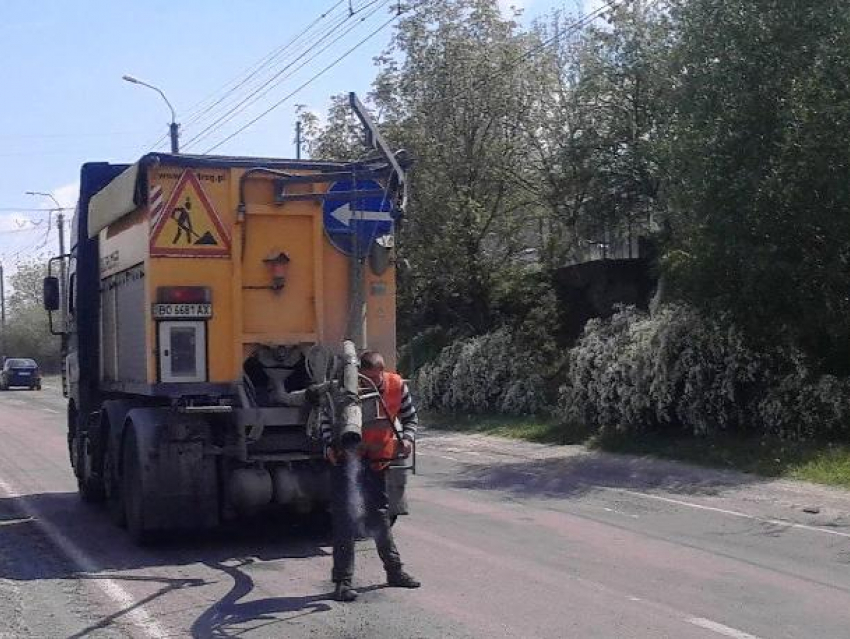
320 407 333 447
398 382 418 442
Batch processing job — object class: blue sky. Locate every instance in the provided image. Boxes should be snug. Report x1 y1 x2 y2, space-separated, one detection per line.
0 0 596 272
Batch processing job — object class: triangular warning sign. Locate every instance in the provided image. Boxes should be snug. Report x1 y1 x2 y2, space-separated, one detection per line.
150 170 231 257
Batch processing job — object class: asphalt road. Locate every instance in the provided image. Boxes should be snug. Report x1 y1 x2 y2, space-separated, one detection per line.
1 384 849 638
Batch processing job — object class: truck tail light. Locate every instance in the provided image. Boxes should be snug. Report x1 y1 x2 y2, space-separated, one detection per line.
156 286 211 304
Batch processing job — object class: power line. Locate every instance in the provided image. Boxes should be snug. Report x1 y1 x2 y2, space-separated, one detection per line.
141 0 351 152
182 0 351 128
422 0 621 114
184 0 391 150
141 0 616 157
204 12 401 154
181 7 358 149
201 0 617 154
518 0 620 64
0 131 142 140
36 212 53 251
0 225 47 236
487 0 621 92
0 232 50 263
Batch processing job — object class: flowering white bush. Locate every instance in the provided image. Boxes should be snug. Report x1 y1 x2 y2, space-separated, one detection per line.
417 303 850 440
560 303 850 439
414 328 551 415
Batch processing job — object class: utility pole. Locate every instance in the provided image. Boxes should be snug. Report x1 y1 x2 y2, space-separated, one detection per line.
57 210 66 329
295 120 302 159
0 262 5 358
169 122 179 154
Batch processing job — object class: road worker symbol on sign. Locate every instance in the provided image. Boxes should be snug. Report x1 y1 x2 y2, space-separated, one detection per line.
150 170 231 257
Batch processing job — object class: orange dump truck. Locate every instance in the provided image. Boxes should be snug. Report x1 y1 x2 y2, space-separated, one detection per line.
44 108 410 542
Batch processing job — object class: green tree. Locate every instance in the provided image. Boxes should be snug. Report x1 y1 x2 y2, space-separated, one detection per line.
305 0 547 343
662 0 850 373
3 261 60 371
524 2 671 267
296 96 365 160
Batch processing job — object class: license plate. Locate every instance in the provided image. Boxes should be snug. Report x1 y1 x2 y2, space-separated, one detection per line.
152 303 212 319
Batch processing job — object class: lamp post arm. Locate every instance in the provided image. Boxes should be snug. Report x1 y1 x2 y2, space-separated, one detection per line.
134 80 176 124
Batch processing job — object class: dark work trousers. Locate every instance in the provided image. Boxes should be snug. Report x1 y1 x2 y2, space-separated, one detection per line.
331 457 402 583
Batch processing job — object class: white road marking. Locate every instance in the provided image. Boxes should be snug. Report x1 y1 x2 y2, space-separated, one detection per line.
603 487 850 539
42 408 59 414
687 617 763 639
0 516 33 527
416 452 461 462
0 476 170 639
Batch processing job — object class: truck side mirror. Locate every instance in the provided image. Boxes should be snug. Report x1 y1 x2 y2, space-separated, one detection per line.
43 276 60 311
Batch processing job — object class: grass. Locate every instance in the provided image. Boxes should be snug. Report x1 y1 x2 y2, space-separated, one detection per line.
423 411 850 490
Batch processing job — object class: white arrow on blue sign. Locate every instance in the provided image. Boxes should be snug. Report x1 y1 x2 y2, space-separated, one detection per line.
323 179 395 257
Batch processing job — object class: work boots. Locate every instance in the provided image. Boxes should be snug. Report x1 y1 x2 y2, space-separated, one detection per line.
333 580 358 602
386 570 421 588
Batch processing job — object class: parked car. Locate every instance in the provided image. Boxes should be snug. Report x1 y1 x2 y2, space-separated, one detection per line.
0 358 42 390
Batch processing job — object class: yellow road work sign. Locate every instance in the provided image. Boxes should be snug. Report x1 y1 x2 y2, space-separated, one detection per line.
150 170 230 257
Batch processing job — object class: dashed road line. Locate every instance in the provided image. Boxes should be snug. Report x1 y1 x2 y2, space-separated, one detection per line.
410 525 768 639
687 617 763 639
602 487 850 539
603 506 639 519
417 452 462 463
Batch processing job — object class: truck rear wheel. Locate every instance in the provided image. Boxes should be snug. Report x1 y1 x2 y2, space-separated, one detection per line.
103 448 125 527
122 426 155 544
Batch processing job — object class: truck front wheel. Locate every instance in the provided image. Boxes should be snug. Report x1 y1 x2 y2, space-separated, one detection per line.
72 409 105 504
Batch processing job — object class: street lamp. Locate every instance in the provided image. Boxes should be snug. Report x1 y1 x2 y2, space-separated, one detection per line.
26 190 61 211
122 74 180 153
26 190 68 330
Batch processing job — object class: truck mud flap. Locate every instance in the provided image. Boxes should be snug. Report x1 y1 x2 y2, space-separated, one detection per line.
144 440 219 531
124 408 219 536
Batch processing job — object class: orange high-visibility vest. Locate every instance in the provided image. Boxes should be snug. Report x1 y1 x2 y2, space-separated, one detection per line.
361 372 403 471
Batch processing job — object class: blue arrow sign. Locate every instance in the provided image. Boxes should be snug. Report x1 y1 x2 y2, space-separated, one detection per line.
323 179 395 258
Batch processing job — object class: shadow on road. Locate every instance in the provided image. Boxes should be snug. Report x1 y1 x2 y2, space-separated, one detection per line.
444 448 765 500
191 559 333 638
0 492 336 636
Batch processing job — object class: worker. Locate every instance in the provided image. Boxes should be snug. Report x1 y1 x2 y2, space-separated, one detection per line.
321 350 421 602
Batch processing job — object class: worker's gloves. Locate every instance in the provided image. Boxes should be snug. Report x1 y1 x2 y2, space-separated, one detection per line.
325 445 346 465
